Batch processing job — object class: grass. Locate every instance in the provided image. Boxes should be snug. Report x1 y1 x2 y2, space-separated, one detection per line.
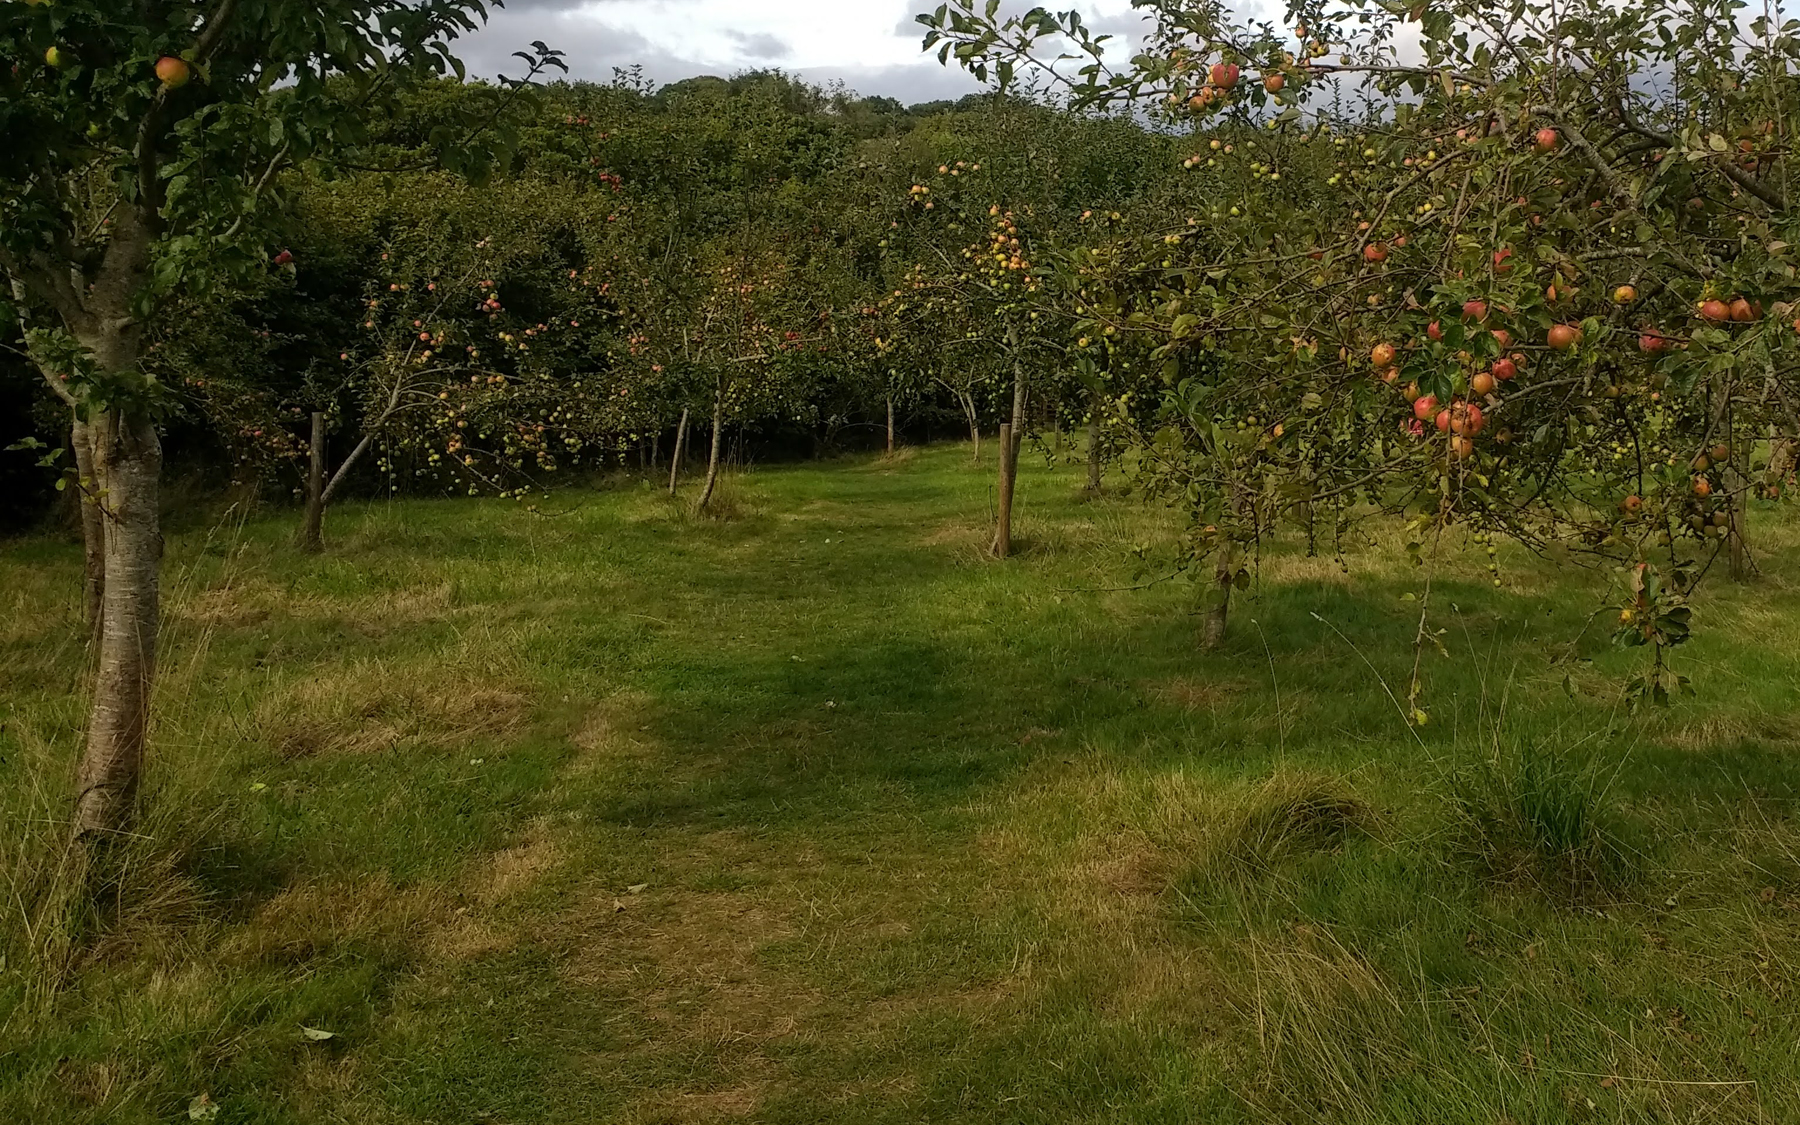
3 441 1800 1123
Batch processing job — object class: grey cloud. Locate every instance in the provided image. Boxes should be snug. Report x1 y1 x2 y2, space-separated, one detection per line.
455 6 987 104
726 30 789 60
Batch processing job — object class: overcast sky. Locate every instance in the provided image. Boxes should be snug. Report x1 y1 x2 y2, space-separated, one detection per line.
453 0 1165 105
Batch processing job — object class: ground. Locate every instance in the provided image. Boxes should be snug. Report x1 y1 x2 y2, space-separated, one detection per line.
3 442 1800 1124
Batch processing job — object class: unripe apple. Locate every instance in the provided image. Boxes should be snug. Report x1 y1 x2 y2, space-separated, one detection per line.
45 46 65 68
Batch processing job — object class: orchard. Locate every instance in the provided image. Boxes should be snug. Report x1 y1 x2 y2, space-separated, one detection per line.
5 3 1800 1121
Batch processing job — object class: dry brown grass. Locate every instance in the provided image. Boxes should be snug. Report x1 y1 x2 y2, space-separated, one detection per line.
255 654 533 759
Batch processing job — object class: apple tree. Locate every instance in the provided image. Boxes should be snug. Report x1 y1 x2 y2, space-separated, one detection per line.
921 0 1800 706
0 0 561 841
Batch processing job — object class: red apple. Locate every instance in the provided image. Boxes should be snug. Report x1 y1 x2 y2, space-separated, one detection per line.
1491 357 1518 381
155 56 191 88
1547 324 1581 350
1533 127 1560 152
1699 299 1731 322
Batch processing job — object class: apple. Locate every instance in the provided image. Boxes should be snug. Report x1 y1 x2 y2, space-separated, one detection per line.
155 56 190 88
1547 324 1581 350
273 249 294 266
1491 357 1518 381
1364 243 1388 263
1462 299 1489 322
1621 495 1644 515
1693 477 1712 498
1451 436 1475 459
1413 394 1437 421
1613 285 1637 304
1371 342 1397 368
1470 371 1496 396
1492 248 1513 274
1710 443 1731 463
1638 331 1671 353
1450 402 1484 435
1533 127 1560 152
1263 73 1285 94
1729 297 1756 322
45 46 65 68
1435 408 1452 432
1490 329 1512 348
1699 299 1731 322
1427 320 1444 342
1210 63 1240 89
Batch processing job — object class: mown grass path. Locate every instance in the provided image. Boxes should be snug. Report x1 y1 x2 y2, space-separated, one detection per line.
5 444 1800 1123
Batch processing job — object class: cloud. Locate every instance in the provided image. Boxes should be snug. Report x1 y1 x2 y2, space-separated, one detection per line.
452 1 994 104
726 30 790 61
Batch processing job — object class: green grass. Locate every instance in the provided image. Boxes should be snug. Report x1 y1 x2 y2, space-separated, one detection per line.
4 441 1800 1124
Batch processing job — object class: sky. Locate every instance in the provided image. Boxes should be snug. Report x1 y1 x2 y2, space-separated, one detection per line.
452 0 1162 105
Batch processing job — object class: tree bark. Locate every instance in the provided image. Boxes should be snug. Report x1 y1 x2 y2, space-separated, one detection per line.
300 411 326 553
886 395 895 454
990 331 1028 556
73 407 162 841
963 392 980 463
698 379 725 511
1085 412 1102 494
71 416 107 642
668 406 689 496
1202 543 1234 649
991 422 1015 559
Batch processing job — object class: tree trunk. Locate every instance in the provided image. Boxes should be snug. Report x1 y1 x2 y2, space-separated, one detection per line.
991 422 1015 559
1085 413 1102 494
668 407 689 496
1202 543 1234 649
886 395 896 454
300 411 326 553
651 431 661 470
73 407 162 841
990 331 1028 556
71 416 106 643
698 381 725 511
962 392 980 463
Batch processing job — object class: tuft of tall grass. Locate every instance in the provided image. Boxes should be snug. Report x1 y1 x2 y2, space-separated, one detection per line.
1444 741 1644 899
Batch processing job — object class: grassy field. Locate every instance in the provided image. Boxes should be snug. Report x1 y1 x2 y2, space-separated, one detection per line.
4 441 1800 1124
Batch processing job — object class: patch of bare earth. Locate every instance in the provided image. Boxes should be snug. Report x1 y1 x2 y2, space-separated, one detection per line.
1148 675 1251 711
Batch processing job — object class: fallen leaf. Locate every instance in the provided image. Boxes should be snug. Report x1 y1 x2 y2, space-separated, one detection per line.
300 1026 335 1041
